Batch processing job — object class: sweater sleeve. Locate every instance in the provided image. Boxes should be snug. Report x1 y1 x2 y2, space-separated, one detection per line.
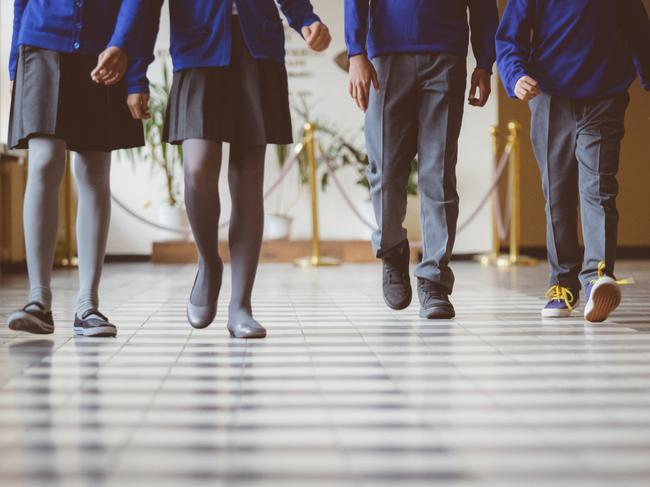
629 0 650 91
468 0 499 72
344 0 369 57
495 0 533 98
116 0 164 95
9 0 28 81
276 0 321 34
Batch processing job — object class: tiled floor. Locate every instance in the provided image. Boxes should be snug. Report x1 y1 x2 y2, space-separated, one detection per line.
1 260 650 486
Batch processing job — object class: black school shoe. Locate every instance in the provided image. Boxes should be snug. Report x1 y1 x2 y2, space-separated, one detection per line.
74 310 117 338
417 278 455 319
382 240 413 310
8 302 55 334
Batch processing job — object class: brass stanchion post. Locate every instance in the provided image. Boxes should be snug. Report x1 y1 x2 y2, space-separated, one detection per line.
294 123 340 267
476 125 509 266
497 121 538 267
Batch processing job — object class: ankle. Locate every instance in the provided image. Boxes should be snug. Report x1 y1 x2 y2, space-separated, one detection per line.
229 303 253 316
28 287 52 312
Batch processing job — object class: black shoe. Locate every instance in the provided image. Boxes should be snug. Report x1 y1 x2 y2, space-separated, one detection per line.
417 278 455 319
8 302 55 335
74 310 117 338
382 240 412 310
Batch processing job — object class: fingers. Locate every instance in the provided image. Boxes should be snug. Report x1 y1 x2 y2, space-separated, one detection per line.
370 67 379 92
475 87 490 107
127 94 150 120
92 48 127 85
515 75 540 101
303 22 331 52
476 78 491 107
468 78 479 106
356 82 370 111
468 70 492 107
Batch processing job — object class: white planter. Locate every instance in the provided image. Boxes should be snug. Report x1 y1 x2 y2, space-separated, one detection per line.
363 200 375 240
157 204 190 237
405 194 422 241
264 214 292 241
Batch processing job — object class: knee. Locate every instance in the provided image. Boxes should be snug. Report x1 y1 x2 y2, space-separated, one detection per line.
28 146 65 182
73 153 111 190
184 157 216 193
579 175 618 207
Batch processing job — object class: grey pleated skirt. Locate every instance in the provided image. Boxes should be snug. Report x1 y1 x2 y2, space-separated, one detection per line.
163 19 293 146
8 45 144 152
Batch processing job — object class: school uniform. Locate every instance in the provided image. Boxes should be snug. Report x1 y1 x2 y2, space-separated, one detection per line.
496 0 650 291
344 0 499 292
139 0 321 146
8 0 147 152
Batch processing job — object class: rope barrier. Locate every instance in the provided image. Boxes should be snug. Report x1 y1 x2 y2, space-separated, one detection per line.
111 142 303 234
111 128 516 246
317 144 377 231
457 144 512 235
317 142 515 237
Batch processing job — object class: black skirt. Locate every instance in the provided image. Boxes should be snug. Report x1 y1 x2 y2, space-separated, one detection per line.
164 19 293 146
8 45 144 152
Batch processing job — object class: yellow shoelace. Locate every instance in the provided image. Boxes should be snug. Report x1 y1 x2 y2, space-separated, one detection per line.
545 285 575 311
590 261 635 286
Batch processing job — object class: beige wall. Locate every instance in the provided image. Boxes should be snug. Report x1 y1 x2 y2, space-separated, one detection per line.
497 0 650 248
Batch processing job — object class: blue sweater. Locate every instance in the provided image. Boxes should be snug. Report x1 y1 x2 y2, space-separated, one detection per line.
140 0 320 75
496 0 650 100
344 0 499 70
10 0 149 94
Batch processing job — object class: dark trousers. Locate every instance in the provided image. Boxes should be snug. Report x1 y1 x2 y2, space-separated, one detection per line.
529 92 629 291
365 53 466 293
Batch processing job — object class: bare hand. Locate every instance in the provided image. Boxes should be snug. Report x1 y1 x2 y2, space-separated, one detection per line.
468 69 492 107
127 93 150 120
10 80 14 94
348 54 379 112
301 21 331 52
515 75 540 101
91 46 128 85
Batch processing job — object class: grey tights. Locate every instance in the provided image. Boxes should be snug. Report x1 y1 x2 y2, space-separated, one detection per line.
182 139 265 327
24 136 111 316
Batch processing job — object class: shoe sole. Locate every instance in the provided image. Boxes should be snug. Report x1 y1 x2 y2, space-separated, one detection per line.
74 326 117 338
228 328 267 339
541 309 574 318
585 280 621 323
419 306 455 320
383 289 413 311
8 312 54 335
541 301 579 318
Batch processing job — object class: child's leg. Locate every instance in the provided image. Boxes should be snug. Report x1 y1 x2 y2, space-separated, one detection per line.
227 144 266 338
577 93 628 286
530 94 581 292
24 136 67 311
182 139 224 307
73 151 111 316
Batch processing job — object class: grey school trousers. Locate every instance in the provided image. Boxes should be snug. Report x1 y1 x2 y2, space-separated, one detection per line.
529 92 629 291
365 53 467 293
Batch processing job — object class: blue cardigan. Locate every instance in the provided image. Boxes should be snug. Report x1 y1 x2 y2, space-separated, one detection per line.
140 0 320 75
9 0 148 94
496 0 650 100
344 0 499 71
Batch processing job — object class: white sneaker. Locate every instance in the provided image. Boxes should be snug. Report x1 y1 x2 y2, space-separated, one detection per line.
584 276 621 323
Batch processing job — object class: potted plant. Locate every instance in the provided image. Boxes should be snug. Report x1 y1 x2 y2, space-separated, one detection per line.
262 144 295 241
120 57 188 233
291 98 421 240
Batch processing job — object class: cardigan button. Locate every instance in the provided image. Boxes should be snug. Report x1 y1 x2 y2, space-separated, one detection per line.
73 42 80 50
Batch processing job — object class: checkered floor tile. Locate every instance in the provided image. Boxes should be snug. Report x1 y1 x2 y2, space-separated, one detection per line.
1 261 650 486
